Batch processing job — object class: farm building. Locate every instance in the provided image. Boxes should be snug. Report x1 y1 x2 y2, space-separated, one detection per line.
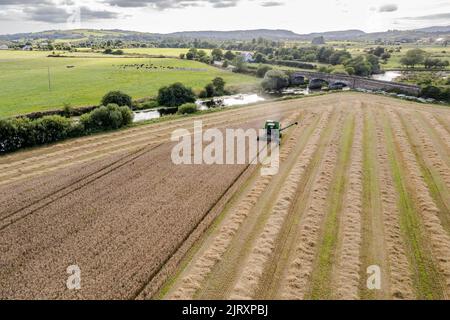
241 52 254 62
0 44 8 50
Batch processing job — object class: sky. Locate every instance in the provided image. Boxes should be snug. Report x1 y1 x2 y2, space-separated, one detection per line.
0 0 449 35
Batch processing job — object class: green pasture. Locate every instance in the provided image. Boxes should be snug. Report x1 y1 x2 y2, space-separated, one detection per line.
0 50 258 118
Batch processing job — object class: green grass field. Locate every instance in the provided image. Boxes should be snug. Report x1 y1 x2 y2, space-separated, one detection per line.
122 47 214 57
346 44 450 70
0 50 258 118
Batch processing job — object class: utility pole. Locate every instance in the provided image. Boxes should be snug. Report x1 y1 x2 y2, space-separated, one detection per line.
48 66 51 91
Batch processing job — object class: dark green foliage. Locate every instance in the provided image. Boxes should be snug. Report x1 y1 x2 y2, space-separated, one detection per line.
0 115 74 153
177 103 198 115
420 86 450 102
157 82 196 108
157 107 179 116
256 65 272 78
80 104 133 132
101 91 133 108
261 70 290 92
270 60 316 69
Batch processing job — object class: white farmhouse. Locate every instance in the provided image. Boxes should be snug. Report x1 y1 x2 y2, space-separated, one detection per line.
241 52 254 62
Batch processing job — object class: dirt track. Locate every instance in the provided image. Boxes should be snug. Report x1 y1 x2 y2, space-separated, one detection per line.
1 93 450 300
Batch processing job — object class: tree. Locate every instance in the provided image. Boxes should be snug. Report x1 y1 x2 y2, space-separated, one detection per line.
366 54 381 74
329 50 351 65
101 91 133 108
400 49 426 68
232 55 247 73
211 48 223 61
256 65 272 78
186 48 197 60
177 103 198 115
186 52 195 60
344 56 372 76
261 70 289 92
380 52 391 62
424 57 449 69
372 46 385 57
254 53 265 63
179 53 185 59
212 77 226 95
204 83 216 98
157 83 196 108
317 47 334 63
224 50 236 61
197 50 207 59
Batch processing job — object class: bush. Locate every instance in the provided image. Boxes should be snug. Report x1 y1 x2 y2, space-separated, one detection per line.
101 91 133 108
81 104 133 132
33 115 73 145
157 82 196 108
261 70 290 92
420 86 450 102
141 100 160 110
178 103 198 115
256 65 272 78
0 105 133 154
157 107 179 116
271 60 316 69
62 104 74 118
0 115 74 153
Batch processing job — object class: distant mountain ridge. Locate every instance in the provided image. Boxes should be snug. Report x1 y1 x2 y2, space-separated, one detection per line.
1 26 449 42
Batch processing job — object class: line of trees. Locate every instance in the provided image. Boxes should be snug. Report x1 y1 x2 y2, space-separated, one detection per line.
401 49 449 69
0 103 133 153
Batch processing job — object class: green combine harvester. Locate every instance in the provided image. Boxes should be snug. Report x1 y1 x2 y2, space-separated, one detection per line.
257 120 299 144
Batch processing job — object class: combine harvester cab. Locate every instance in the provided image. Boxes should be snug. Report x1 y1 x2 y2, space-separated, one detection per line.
258 120 298 145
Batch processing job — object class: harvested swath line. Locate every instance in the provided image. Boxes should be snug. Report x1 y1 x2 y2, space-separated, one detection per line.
278 111 346 300
166 111 311 300
419 112 450 152
358 107 389 300
0 111 277 179
308 112 355 300
228 111 333 300
408 113 450 187
388 110 450 298
372 110 415 300
0 112 296 186
432 114 450 136
0 100 317 168
334 110 363 300
381 109 439 299
403 112 450 210
0 109 284 174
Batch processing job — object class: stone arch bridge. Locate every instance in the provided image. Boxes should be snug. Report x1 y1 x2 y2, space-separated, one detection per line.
291 71 421 96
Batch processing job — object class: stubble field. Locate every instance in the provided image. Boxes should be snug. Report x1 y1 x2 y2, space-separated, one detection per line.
1 93 450 300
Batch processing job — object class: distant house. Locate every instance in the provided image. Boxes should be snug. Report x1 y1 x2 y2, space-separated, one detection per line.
0 44 8 50
241 52 254 63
